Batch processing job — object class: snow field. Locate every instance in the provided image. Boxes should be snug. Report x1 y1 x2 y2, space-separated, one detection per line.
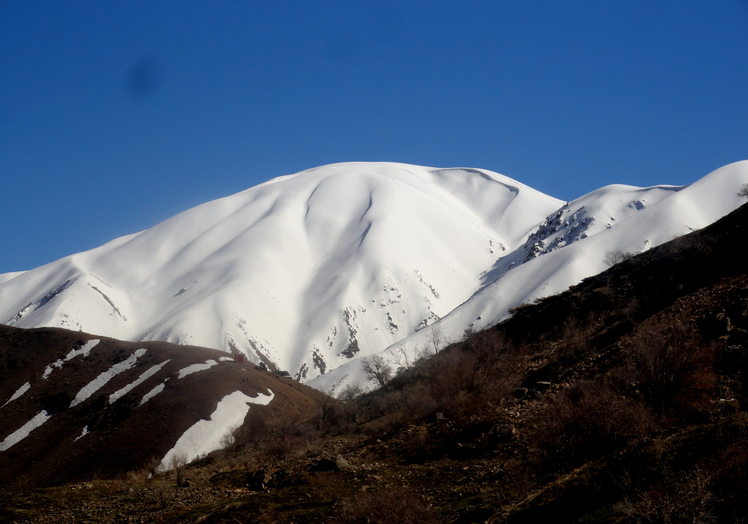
157 389 274 471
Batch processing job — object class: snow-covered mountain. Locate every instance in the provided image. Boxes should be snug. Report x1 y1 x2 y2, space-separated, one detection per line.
2 161 748 390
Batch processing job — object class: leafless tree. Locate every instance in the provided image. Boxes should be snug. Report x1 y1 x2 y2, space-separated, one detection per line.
338 382 363 401
362 355 392 390
315 392 336 428
387 346 412 371
429 325 445 354
338 383 363 422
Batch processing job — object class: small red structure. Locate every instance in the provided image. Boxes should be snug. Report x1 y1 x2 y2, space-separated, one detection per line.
234 354 245 363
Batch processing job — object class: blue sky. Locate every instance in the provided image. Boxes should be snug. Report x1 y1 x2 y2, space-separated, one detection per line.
2 1 747 273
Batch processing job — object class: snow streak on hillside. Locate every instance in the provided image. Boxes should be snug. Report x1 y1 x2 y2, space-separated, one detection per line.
2 161 748 390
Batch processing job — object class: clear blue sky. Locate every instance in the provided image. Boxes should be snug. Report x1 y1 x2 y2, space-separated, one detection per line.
2 1 747 273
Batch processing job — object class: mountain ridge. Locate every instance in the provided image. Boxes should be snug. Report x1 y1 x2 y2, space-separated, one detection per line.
3 196 748 522
2 160 747 388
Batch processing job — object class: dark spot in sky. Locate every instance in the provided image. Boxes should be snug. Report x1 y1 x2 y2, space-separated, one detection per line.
124 56 163 100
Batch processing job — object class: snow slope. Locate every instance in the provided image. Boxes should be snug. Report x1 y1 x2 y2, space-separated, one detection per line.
0 163 561 382
2 160 747 389
309 160 748 393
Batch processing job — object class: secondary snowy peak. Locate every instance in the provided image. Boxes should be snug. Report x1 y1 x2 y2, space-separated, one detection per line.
0 162 562 382
309 160 748 394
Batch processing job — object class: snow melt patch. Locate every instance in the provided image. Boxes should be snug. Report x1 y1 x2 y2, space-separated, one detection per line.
158 389 274 471
70 348 147 408
0 410 52 452
109 360 171 404
1 381 31 408
177 359 218 379
74 426 89 442
139 382 166 406
42 339 100 380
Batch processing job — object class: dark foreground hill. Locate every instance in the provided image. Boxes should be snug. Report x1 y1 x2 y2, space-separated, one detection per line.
2 203 748 523
0 327 321 488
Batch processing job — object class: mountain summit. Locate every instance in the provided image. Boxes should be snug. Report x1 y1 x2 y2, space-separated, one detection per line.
2 161 747 388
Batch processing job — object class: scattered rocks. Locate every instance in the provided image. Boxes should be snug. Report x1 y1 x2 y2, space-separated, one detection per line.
309 454 349 472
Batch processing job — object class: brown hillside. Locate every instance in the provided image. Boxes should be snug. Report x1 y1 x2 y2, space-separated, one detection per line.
2 203 748 523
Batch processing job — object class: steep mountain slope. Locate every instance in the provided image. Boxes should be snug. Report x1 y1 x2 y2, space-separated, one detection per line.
310 160 748 393
0 325 320 487
0 163 562 382
2 161 748 389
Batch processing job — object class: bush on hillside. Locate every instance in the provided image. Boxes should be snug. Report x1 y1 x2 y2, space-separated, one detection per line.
340 487 439 524
616 318 714 422
527 380 655 475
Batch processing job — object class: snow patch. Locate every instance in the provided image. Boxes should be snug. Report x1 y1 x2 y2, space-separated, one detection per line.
177 359 218 379
74 426 89 442
0 410 52 452
109 359 171 404
1 381 31 408
139 382 166 406
70 348 147 408
158 389 274 471
42 339 100 380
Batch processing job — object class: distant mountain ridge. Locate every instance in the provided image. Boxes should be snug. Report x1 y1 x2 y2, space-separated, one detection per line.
2 161 747 389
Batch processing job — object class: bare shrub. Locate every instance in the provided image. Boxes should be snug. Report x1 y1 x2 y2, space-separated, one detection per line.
219 428 236 451
167 451 188 486
387 346 414 372
362 355 393 390
527 380 654 474
737 183 748 199
362 330 521 430
339 487 439 524
429 324 445 354
231 407 318 460
618 318 714 421
263 421 318 460
604 249 634 267
150 483 174 509
314 392 339 430
360 385 440 437
430 330 521 415
338 383 363 423
560 315 593 361
615 466 716 524
232 408 273 448
710 441 748 521
142 455 162 478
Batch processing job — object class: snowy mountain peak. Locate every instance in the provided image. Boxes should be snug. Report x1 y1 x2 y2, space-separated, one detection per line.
0 163 561 382
2 160 748 389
